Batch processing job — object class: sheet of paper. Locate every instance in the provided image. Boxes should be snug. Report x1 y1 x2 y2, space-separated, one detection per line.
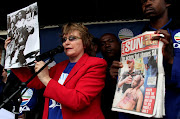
0 108 15 119
5 2 40 69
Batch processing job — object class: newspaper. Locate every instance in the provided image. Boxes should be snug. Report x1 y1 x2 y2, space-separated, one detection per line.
5 2 40 69
112 31 165 118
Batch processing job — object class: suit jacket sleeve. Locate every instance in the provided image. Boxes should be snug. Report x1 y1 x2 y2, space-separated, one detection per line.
11 60 67 89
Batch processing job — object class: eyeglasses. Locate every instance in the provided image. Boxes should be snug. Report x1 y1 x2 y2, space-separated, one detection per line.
61 35 81 43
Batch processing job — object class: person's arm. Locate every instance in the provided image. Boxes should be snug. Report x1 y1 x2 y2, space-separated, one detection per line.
136 90 143 112
117 78 125 88
118 75 132 88
11 67 45 89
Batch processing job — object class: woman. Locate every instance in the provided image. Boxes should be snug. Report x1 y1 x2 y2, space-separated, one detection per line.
6 23 107 119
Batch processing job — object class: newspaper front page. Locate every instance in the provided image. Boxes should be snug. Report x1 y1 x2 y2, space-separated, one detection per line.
112 31 165 118
5 2 40 69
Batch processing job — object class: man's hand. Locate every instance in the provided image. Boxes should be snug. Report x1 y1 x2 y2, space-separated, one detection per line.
151 29 173 64
110 61 123 79
124 75 132 84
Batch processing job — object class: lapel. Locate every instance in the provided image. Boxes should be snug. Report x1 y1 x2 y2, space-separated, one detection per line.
63 53 89 85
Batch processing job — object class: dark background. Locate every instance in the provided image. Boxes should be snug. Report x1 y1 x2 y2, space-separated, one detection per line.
0 0 180 63
0 0 180 30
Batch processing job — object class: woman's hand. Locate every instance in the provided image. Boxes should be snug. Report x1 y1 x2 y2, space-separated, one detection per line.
4 37 11 50
34 61 51 86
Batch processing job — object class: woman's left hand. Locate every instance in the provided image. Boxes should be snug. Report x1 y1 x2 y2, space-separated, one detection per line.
34 61 51 86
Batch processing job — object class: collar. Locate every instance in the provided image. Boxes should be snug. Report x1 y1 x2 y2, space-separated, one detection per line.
148 18 172 31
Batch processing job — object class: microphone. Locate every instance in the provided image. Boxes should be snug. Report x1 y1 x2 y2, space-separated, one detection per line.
35 45 64 61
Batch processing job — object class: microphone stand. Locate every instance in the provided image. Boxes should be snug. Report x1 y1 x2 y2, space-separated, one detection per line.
0 57 54 111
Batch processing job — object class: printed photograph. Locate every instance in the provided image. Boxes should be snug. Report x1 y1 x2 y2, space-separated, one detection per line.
112 53 158 116
5 2 40 69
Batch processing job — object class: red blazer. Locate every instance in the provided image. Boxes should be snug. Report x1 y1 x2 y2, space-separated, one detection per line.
12 53 107 119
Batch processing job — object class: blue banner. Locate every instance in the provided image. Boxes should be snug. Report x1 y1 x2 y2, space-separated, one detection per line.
39 21 148 63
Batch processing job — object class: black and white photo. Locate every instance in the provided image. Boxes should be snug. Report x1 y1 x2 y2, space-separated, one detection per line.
5 2 40 69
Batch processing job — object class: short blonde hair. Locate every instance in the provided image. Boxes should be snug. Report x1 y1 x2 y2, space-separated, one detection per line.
61 22 95 56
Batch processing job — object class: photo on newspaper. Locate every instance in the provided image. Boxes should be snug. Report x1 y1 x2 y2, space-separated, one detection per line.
5 2 40 69
112 31 165 118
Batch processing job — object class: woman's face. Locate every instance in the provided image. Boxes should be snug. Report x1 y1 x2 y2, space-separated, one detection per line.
62 30 84 62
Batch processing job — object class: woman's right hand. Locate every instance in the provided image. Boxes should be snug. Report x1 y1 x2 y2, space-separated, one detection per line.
4 37 11 50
